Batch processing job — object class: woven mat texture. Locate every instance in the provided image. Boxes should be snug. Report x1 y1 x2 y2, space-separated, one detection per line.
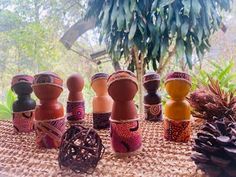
0 114 205 177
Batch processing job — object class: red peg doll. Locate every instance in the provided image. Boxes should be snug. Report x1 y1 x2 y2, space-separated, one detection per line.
33 72 65 148
108 70 142 156
66 73 85 123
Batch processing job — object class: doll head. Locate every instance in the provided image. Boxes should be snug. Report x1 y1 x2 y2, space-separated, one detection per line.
32 71 63 100
11 74 34 95
91 73 109 96
108 70 138 102
143 72 160 93
67 73 84 93
165 72 191 100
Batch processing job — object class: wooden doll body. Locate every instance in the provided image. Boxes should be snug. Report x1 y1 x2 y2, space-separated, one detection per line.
91 73 112 129
11 75 36 133
164 72 191 142
32 72 65 148
108 70 142 156
66 73 85 123
143 72 162 121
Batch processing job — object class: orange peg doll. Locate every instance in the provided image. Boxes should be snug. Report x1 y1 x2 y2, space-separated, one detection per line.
164 72 192 142
91 73 113 129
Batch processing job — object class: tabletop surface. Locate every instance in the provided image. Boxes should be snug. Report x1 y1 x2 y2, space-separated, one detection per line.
0 115 205 177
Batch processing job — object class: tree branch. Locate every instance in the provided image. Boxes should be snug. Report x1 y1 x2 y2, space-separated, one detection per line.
157 46 176 74
60 17 96 49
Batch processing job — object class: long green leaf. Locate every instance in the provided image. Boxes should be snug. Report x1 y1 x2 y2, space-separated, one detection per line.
218 62 233 81
128 20 137 40
0 103 11 113
6 89 16 111
117 7 125 31
0 110 12 120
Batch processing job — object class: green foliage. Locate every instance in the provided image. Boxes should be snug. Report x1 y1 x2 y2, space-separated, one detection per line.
0 89 16 120
191 60 236 92
86 0 232 71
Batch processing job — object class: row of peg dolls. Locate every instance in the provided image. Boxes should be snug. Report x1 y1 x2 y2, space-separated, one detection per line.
11 70 191 155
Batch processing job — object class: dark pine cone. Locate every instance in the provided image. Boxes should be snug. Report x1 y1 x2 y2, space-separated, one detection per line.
191 118 236 177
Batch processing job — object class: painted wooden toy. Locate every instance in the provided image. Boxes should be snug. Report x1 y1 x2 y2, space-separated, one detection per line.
32 71 65 148
164 72 191 142
11 74 36 133
108 70 142 156
66 73 85 123
143 72 162 121
91 73 112 129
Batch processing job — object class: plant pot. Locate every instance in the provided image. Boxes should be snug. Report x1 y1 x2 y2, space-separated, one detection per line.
165 72 191 100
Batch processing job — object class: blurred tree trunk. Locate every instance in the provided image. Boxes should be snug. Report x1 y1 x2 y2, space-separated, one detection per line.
112 60 121 71
131 47 144 114
157 46 176 75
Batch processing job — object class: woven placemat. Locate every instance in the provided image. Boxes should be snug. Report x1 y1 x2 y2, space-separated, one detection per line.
0 114 205 177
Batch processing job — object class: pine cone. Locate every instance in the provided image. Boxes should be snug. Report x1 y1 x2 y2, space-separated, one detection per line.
191 118 236 177
188 79 236 122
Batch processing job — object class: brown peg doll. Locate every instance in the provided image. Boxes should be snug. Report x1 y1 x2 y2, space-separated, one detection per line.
143 72 162 121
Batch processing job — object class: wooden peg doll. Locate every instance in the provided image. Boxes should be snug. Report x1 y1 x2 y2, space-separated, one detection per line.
33 71 65 148
91 73 113 129
164 71 191 142
143 72 162 121
11 74 36 133
66 73 85 123
108 70 142 156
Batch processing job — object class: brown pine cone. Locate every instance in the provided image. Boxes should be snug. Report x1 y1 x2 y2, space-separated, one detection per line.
191 118 236 177
188 79 236 122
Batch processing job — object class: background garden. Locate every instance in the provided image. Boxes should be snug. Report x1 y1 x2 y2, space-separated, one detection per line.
0 0 236 119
